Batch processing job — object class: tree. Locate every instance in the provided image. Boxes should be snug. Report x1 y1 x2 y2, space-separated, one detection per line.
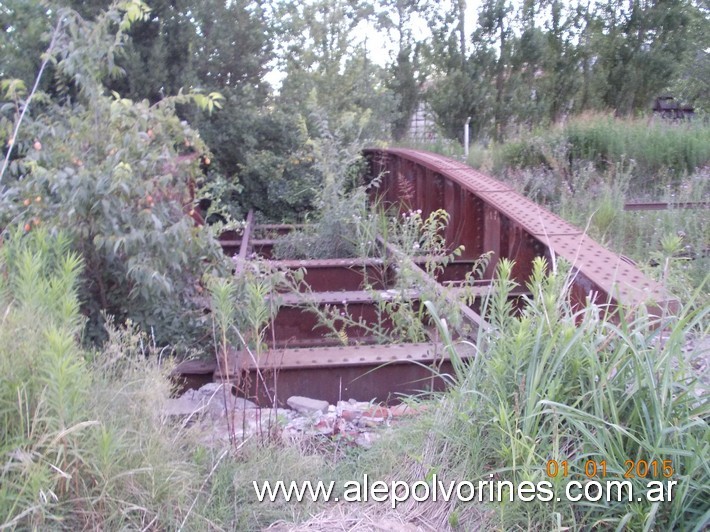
276 0 376 114
1 1 229 349
590 0 695 115
0 1 51 85
509 0 582 125
665 1 709 111
377 0 432 139
478 0 514 141
424 0 493 141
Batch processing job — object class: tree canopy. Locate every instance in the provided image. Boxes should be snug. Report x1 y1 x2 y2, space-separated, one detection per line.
2 0 707 220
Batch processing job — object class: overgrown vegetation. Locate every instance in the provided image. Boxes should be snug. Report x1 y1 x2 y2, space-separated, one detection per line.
0 228 197 529
395 258 709 530
0 2 230 349
491 114 710 185
1 0 708 530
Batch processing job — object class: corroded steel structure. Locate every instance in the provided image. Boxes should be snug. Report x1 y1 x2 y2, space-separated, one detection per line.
365 148 677 313
176 149 678 405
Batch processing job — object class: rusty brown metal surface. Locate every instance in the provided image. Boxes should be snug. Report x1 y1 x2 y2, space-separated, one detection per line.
268 302 397 348
177 148 681 405
268 258 393 292
364 148 678 315
379 237 490 332
215 343 475 404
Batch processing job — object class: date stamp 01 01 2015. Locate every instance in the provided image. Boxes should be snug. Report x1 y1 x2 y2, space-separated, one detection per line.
545 458 678 503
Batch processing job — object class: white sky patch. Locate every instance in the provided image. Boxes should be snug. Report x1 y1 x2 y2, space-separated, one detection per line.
265 1 482 91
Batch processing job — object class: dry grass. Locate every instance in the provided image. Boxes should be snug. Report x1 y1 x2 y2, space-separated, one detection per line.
266 504 441 532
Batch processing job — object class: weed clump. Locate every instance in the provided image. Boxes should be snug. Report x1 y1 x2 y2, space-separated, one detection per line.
0 229 199 529
415 257 709 530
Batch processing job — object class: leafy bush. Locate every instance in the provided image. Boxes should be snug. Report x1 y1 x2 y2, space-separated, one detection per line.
272 115 374 258
495 136 552 171
193 93 324 221
0 2 230 349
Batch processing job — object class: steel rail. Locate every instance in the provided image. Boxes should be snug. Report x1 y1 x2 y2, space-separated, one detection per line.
623 201 710 211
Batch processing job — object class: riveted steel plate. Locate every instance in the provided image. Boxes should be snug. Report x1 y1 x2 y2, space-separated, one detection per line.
364 148 679 314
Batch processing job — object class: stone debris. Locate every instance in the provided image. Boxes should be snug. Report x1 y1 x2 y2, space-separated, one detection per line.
279 398 420 449
164 382 257 421
286 395 330 415
168 384 425 449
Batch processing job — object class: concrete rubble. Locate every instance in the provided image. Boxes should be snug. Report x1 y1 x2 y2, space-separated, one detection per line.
165 383 422 448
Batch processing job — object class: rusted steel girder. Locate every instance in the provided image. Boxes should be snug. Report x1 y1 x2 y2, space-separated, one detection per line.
178 149 679 405
364 148 678 315
215 343 475 404
269 258 393 292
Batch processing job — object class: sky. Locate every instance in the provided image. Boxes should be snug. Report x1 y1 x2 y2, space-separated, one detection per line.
266 1 483 90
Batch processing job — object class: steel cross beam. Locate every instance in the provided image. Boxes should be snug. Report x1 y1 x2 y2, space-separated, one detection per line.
178 149 680 405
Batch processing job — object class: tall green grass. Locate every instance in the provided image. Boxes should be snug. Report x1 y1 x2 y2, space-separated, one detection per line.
565 114 710 178
0 229 200 529
419 257 709 530
492 114 710 190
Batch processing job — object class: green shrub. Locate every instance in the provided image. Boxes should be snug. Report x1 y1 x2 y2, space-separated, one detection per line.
0 228 201 529
495 136 551 171
0 2 230 349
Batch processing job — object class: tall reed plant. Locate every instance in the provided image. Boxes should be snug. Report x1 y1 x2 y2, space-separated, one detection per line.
423 257 709 530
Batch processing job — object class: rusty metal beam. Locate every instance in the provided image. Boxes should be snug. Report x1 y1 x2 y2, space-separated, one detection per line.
215 342 476 404
379 237 490 333
275 286 527 307
364 148 678 316
239 209 254 260
181 148 682 405
268 257 393 292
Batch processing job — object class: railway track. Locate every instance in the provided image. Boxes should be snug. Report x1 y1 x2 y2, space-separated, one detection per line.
175 148 678 405
624 201 709 211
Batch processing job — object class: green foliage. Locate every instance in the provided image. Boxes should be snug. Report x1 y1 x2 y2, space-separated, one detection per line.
273 199 364 259
565 115 710 179
420 257 709 530
0 1 230 349
425 0 708 143
492 114 710 188
0 0 52 87
238 111 322 220
276 0 397 143
0 229 201 529
272 116 374 254
97 0 272 104
193 92 326 221
495 135 553 171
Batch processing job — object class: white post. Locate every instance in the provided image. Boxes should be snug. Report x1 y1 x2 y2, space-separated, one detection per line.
464 116 471 159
